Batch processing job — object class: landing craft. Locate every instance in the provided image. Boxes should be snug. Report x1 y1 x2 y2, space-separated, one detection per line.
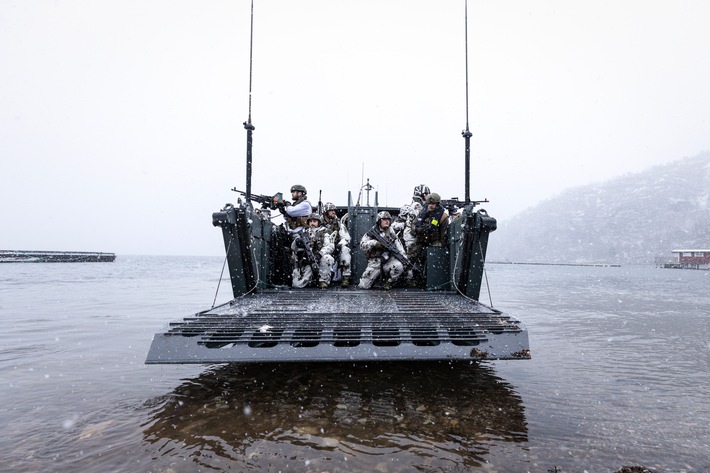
145 1 530 365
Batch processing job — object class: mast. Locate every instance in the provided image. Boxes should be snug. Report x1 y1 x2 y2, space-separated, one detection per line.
244 0 255 200
462 0 472 204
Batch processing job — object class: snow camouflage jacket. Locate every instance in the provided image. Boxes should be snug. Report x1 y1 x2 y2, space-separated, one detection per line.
306 226 334 258
321 213 351 251
360 225 405 260
392 199 424 243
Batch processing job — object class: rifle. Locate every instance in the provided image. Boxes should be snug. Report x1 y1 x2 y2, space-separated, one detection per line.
231 188 286 210
366 227 423 277
294 230 320 278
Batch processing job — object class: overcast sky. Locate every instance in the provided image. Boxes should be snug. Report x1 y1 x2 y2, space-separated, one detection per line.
2 0 709 256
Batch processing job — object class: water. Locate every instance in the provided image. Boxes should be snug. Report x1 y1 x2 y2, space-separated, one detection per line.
1 256 709 472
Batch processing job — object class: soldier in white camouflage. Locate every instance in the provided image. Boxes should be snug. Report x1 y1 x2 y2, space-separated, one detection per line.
358 211 405 290
292 213 335 289
321 202 352 288
392 184 429 286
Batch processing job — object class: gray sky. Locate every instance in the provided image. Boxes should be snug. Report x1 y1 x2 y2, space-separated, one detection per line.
2 0 709 256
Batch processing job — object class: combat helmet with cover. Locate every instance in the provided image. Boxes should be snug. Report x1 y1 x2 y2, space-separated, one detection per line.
307 212 322 225
376 211 392 225
290 184 307 194
413 184 430 202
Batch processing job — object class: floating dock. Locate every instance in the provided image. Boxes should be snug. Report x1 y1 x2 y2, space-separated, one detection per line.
146 288 530 364
0 250 116 263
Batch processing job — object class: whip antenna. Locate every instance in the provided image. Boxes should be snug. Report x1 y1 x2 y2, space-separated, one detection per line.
244 0 255 200
462 0 472 204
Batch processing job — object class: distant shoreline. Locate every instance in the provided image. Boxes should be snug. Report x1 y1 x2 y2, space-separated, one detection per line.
488 261 621 268
0 250 116 263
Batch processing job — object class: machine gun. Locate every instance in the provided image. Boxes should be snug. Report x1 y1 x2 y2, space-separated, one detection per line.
439 197 489 213
366 227 423 277
231 188 286 210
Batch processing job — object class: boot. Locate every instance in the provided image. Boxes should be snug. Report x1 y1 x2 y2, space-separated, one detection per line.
319 281 328 289
340 276 350 288
382 280 392 291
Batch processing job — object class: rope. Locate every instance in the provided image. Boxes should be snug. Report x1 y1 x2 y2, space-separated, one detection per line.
245 239 261 296
450 218 494 307
480 241 494 308
211 229 266 308
212 238 232 308
451 231 481 305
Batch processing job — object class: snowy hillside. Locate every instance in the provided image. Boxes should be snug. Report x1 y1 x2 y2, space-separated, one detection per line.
487 153 710 264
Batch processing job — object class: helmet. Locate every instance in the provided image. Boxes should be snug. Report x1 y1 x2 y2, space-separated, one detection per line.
376 211 392 224
413 184 430 200
307 213 322 224
426 192 441 204
323 202 336 212
290 184 307 194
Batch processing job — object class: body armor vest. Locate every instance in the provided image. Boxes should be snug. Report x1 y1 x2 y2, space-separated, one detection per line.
417 205 447 244
286 195 310 230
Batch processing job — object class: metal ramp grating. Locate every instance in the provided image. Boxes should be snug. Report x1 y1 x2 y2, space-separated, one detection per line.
147 289 530 363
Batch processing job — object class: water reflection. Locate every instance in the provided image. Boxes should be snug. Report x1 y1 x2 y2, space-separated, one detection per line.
144 362 527 472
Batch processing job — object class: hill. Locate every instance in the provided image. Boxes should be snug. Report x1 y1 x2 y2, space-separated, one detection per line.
487 152 710 264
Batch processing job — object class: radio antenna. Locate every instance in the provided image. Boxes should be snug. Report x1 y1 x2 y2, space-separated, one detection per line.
462 0 472 204
243 0 255 200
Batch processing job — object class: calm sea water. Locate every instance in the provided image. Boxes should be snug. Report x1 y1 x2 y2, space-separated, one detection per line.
1 256 709 472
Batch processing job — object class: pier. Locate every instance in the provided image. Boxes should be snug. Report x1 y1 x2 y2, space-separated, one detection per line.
0 250 116 263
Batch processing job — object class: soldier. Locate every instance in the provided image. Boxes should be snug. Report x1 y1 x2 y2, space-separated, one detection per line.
278 184 312 235
292 213 335 289
358 211 405 290
392 184 429 286
321 202 352 288
415 192 450 247
275 184 314 287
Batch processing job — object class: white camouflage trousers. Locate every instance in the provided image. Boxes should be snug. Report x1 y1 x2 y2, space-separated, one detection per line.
337 245 352 277
357 256 404 289
292 253 335 288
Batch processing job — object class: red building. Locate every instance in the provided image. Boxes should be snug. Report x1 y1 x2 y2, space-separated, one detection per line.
670 249 710 269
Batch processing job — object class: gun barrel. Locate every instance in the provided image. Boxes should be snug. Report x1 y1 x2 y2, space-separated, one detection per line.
231 189 283 209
